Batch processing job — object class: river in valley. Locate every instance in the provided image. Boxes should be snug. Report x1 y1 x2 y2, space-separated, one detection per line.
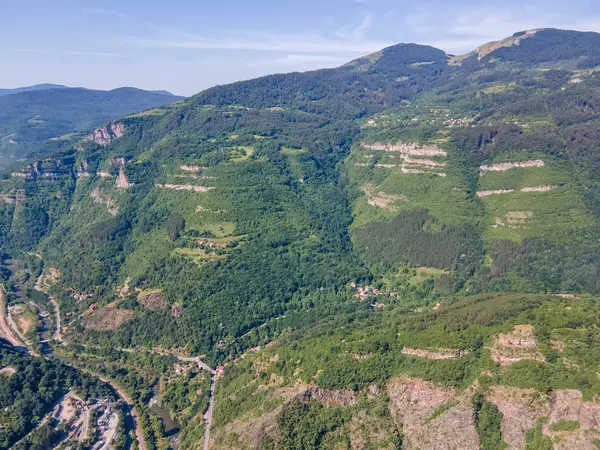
149 384 182 449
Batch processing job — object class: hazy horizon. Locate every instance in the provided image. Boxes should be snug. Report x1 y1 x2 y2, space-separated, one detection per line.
2 0 600 96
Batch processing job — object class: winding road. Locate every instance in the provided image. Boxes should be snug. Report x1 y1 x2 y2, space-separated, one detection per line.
34 272 62 342
0 285 26 349
5 263 217 450
3 266 145 450
153 353 217 449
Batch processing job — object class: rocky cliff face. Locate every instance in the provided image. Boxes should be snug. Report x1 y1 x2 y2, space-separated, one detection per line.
211 375 600 449
84 122 126 146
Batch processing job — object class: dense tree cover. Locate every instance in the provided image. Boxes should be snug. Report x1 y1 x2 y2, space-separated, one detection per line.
214 291 600 446
277 399 348 450
355 208 483 275
4 28 600 448
473 393 507 450
166 213 185 241
483 29 600 68
0 87 182 166
0 348 116 449
193 43 448 118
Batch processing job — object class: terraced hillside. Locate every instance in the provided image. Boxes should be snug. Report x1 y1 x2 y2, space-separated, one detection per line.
3 28 600 449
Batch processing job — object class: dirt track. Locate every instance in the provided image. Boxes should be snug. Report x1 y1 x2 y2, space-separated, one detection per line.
0 285 25 348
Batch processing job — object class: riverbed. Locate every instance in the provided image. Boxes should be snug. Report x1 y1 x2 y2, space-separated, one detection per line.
148 384 181 449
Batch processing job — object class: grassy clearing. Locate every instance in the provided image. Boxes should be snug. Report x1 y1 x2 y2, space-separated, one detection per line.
281 147 307 155
136 288 162 297
349 164 477 228
189 221 236 238
476 152 594 241
346 136 479 228
410 267 449 285
230 146 254 162
171 248 225 265
480 186 594 241
13 305 39 336
125 108 170 118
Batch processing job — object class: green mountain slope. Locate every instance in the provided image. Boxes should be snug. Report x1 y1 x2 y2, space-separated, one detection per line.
0 86 184 167
2 28 600 449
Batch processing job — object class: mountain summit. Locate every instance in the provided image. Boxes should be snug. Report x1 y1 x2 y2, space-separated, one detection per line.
3 28 600 449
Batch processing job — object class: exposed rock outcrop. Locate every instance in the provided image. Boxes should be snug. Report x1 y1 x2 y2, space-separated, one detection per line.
83 307 135 331
180 165 208 172
480 160 544 171
387 376 479 449
116 166 133 189
84 122 126 146
486 386 547 449
76 160 91 178
490 324 546 366
137 290 168 310
90 187 118 216
362 184 405 210
401 346 469 360
363 142 447 156
477 189 515 198
0 195 16 204
155 184 215 192
520 185 558 192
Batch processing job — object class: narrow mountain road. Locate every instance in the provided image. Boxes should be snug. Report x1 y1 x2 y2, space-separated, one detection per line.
203 374 216 450
0 285 26 349
71 365 147 450
84 346 218 449
174 355 216 375
172 355 217 450
6 306 28 346
34 272 61 342
145 351 218 449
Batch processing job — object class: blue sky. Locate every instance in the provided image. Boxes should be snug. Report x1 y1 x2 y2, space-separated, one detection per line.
2 0 599 95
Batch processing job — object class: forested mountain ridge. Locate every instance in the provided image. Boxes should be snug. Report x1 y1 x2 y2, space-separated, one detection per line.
3 28 600 449
0 83 69 96
0 86 184 167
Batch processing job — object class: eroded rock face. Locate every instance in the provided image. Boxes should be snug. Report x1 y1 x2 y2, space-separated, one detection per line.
84 122 126 146
486 386 548 449
544 390 600 450
155 183 214 192
490 324 546 366
90 187 118 216
116 167 133 189
363 142 447 156
137 290 167 310
387 377 478 449
411 404 479 450
304 386 359 408
387 377 454 429
480 160 544 171
401 346 469 360
485 387 600 449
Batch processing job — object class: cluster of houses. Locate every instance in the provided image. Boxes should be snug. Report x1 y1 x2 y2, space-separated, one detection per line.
350 282 398 308
71 292 94 302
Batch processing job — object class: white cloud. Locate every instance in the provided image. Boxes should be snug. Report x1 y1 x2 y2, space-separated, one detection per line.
336 11 374 40
82 7 127 18
403 3 600 54
246 53 350 67
120 29 393 54
11 48 124 58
